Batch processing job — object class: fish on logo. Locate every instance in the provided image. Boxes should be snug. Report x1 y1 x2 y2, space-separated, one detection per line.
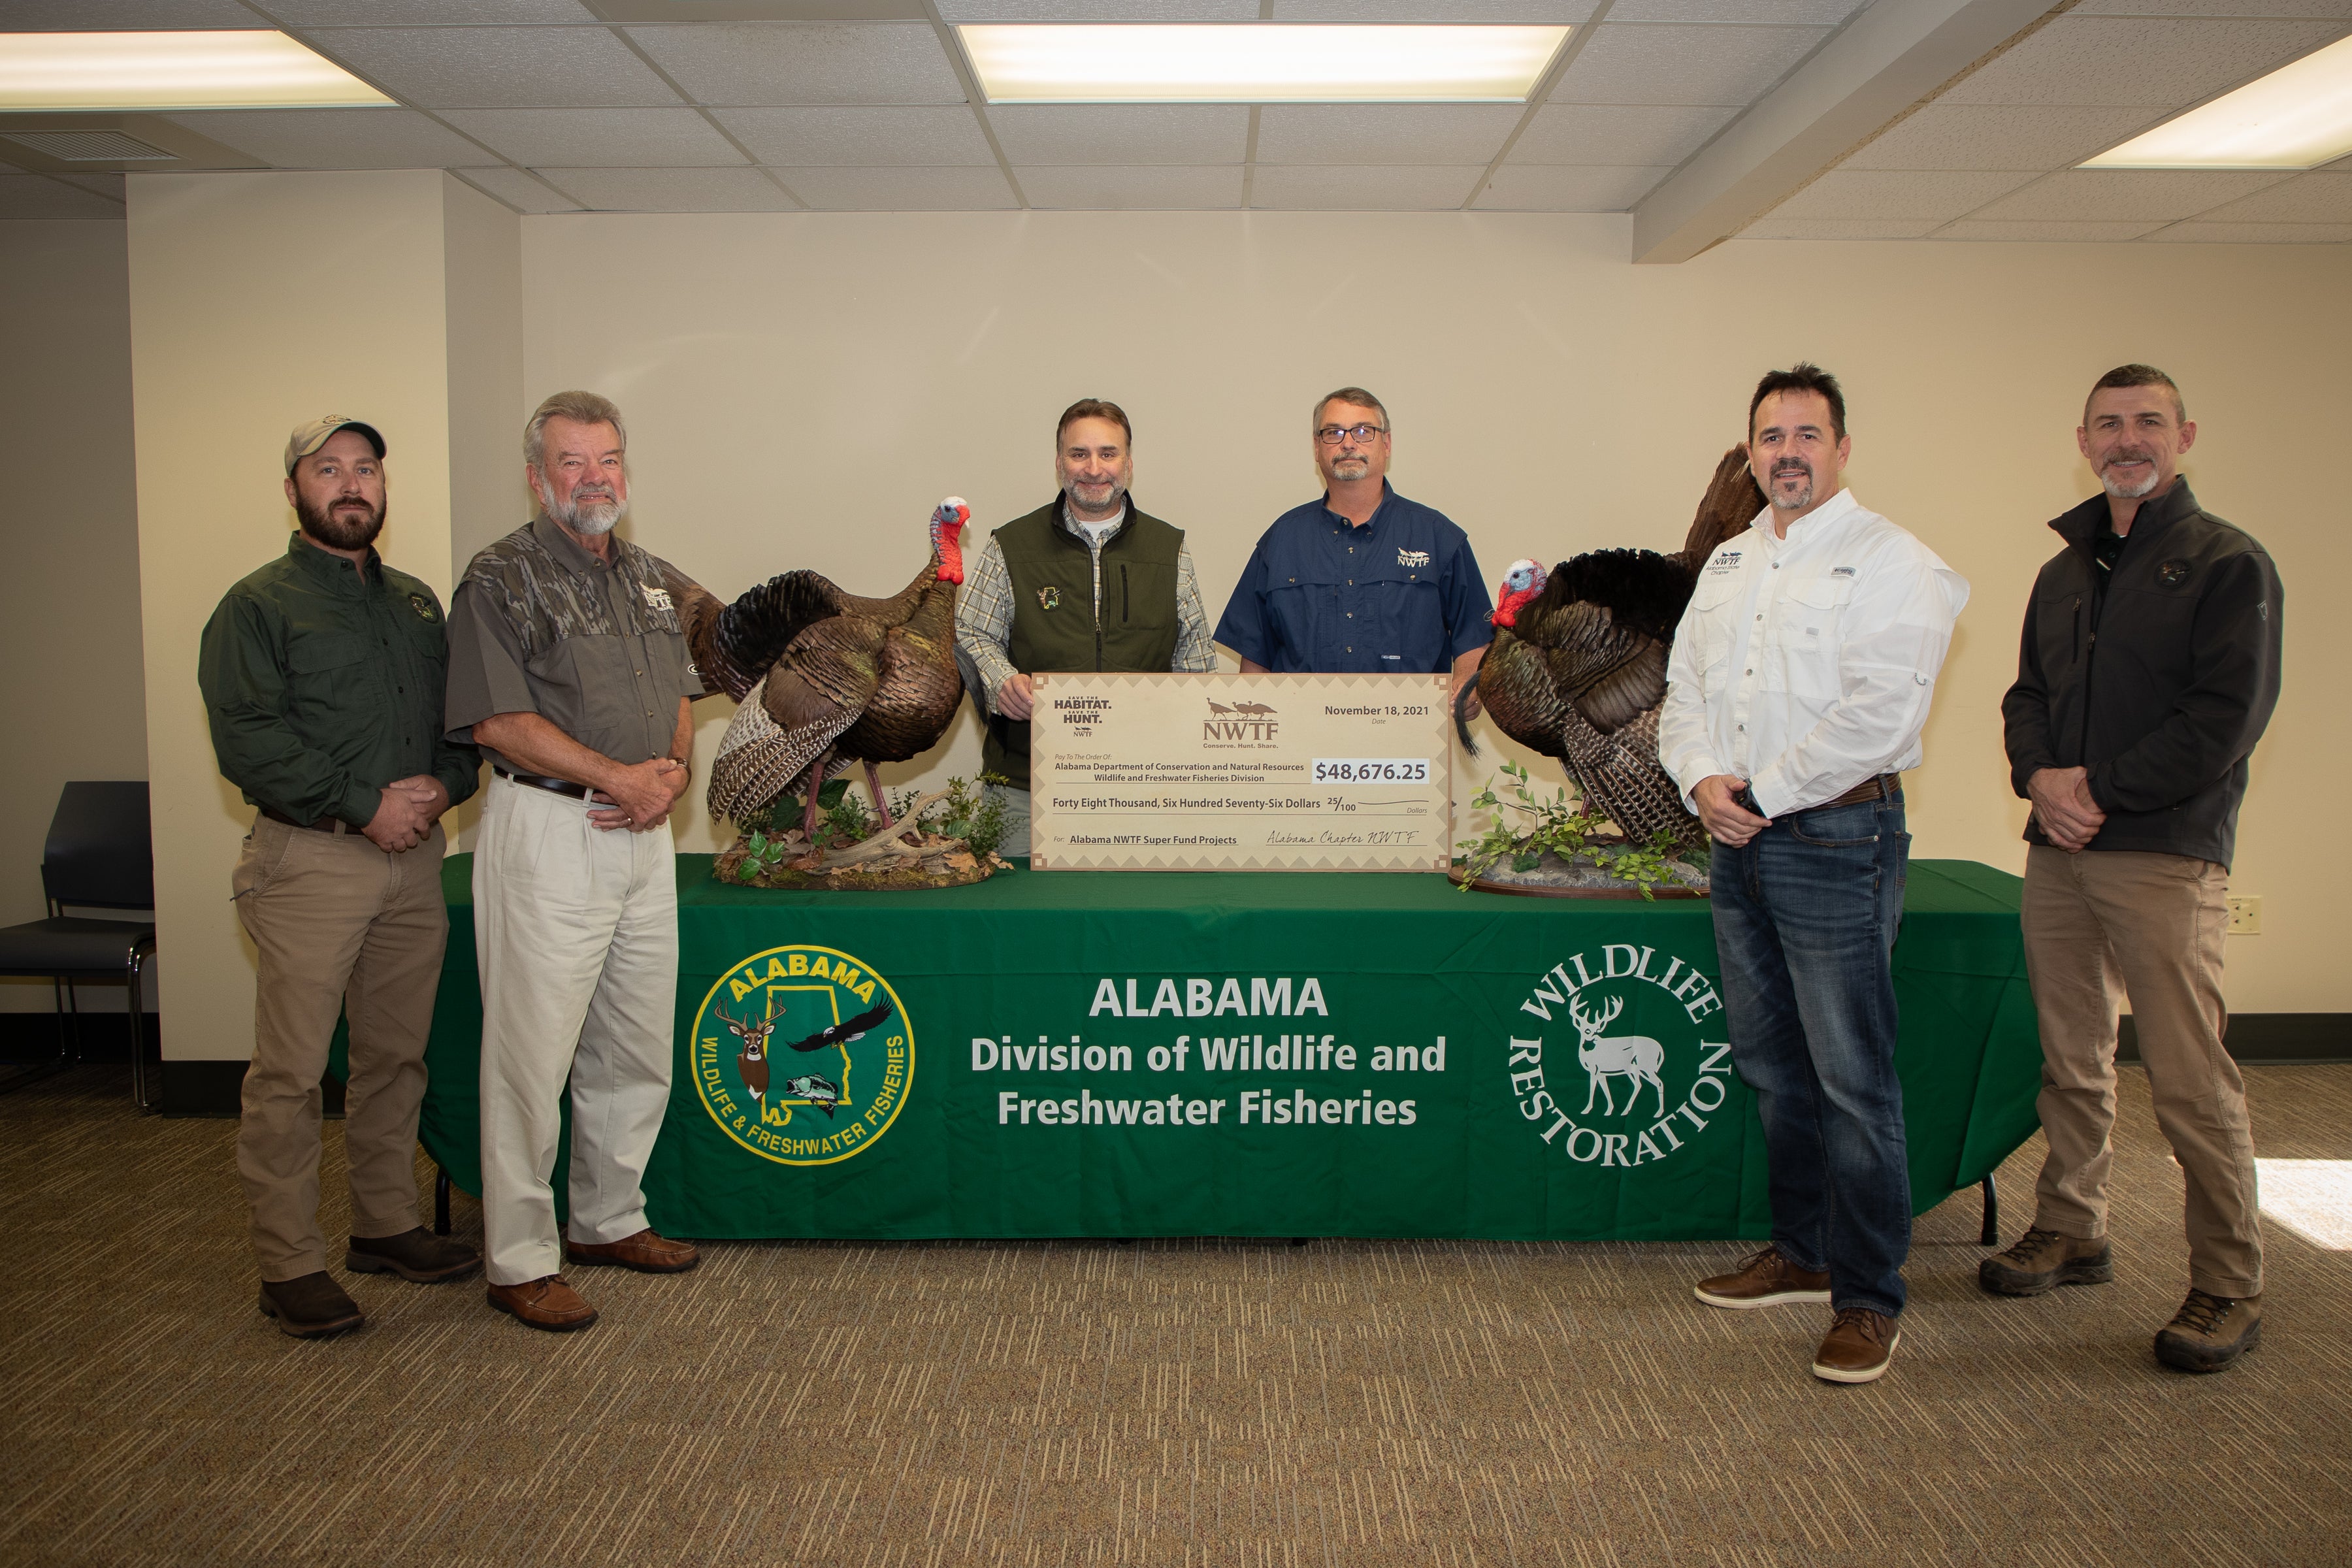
782 1073 842 1117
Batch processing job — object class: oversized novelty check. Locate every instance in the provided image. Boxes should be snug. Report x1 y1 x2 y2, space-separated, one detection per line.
1028 672 1452 872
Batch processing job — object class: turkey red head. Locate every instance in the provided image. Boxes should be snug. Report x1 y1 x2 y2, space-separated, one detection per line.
932 497 970 585
1492 559 1549 627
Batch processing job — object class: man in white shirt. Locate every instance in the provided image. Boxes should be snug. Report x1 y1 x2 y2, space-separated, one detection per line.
1659 364 1968 1385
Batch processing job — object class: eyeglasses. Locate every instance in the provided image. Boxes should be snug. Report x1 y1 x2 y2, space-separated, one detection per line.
1315 423 1387 446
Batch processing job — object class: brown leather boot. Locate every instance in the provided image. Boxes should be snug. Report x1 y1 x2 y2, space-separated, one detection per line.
565 1228 700 1273
1812 1307 1901 1384
258 1271 364 1339
487 1275 598 1332
1978 1227 2113 1296
346 1228 481 1283
1693 1245 1831 1309
2155 1290 2261 1373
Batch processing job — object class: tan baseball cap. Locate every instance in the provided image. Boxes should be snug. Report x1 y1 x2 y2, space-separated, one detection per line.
284 416 386 475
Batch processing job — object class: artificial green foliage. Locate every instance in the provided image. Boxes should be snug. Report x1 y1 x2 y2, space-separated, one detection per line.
1455 760 1685 900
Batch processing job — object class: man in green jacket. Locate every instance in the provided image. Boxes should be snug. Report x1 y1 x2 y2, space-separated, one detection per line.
953 399 1217 854
199 417 483 1338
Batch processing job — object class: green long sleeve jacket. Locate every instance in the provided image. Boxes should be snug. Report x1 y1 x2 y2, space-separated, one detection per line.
199 533 480 828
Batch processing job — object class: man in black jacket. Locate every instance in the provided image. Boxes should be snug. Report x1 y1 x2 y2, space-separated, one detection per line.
1993 365 2283 1373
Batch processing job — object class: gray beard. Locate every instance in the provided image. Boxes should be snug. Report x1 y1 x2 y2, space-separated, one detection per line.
296 494 384 551
548 491 625 534
1065 482 1126 519
1768 466 1814 513
2100 461 2163 500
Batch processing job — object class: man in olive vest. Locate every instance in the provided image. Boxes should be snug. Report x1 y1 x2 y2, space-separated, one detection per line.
955 399 1218 855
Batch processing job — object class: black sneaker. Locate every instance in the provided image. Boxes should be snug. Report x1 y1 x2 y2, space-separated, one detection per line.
2155 1290 2262 1373
1978 1227 2114 1296
346 1227 482 1283
258 1271 364 1338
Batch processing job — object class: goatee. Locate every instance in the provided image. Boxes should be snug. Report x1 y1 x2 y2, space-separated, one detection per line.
297 494 384 551
2100 457 2163 500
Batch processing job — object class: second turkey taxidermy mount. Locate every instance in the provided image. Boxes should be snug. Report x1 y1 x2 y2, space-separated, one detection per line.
678 498 1007 890
1451 448 1765 896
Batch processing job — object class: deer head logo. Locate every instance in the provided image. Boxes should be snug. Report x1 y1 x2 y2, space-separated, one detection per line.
1569 992 1667 1119
718 1006 775 1103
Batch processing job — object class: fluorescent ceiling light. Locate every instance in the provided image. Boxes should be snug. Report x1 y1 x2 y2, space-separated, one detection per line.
2082 33 2352 170
0 31 392 112
958 24 1570 105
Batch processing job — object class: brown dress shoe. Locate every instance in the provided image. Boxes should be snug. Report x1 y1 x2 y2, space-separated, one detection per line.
1694 1245 1831 1309
258 1271 364 1338
1812 1307 1901 1384
565 1228 700 1273
487 1275 598 1331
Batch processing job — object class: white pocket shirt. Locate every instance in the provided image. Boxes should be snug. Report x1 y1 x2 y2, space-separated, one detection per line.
1658 489 1969 819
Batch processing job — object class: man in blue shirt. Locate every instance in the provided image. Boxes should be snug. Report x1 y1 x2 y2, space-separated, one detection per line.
1215 387 1492 705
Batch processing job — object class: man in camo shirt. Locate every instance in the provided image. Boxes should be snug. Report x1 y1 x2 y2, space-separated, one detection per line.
444 390 713 1333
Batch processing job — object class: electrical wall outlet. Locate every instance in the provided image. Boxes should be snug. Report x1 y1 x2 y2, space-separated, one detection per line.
2227 895 2261 936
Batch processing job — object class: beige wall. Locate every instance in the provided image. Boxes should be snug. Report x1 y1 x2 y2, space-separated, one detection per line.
0 220 149 1014
521 211 2345 1012
120 192 2345 1058
127 170 519 1061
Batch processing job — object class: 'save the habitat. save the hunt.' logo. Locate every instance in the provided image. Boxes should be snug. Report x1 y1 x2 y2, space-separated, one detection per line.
1508 941 1733 1168
691 944 913 1166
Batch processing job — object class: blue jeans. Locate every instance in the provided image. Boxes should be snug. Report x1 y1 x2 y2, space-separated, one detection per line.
1711 794 1911 1316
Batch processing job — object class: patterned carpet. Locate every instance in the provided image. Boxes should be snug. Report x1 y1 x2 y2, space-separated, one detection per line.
3 1064 2347 1568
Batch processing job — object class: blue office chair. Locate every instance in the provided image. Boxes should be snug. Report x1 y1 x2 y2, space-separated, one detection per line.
0 783 157 1106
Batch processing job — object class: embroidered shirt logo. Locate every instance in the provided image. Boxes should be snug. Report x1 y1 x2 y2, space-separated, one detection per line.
2157 559 2192 588
1707 551 1742 576
407 593 440 624
1397 549 1431 568
641 585 674 612
1037 585 1062 611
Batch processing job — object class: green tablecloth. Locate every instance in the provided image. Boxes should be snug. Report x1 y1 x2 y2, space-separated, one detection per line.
399 855 2040 1241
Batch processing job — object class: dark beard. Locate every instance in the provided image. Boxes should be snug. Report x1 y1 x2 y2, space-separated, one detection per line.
297 493 384 551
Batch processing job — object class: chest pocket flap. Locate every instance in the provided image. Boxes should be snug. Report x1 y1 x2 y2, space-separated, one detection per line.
289 632 370 674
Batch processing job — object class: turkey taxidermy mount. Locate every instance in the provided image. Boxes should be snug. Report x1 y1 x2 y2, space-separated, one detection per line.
1456 448 1765 862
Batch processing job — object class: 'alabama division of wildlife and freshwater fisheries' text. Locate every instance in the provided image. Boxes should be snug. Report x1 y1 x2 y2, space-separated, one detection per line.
1027 671 1453 871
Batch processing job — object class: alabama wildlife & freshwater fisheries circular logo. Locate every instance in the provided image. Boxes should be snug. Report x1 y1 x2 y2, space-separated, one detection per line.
1505 941 1735 1170
691 944 913 1166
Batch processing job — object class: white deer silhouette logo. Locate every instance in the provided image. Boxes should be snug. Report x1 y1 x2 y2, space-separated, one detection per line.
1571 993 1667 1118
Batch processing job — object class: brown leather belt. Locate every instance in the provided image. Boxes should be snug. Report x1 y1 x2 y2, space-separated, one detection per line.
1817 772 1902 811
260 806 355 835
495 766 595 802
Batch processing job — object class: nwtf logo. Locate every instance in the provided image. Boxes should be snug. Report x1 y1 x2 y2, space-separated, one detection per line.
1507 943 1732 1169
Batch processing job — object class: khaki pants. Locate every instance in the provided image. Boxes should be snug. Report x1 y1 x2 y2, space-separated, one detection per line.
233 816 448 1282
2021 845 2262 1297
474 773 678 1287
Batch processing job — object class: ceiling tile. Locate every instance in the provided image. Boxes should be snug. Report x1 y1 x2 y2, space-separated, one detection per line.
777 165 1017 208
0 0 261 26
1741 217 1941 238
1937 16 2344 108
1016 164 1243 208
2069 0 2352 15
938 0 1256 15
1271 0 1594 18
1511 102 1737 164
985 105 1248 164
162 108 498 169
453 165 582 212
1610 0 1862 19
278 0 598 22
54 172 127 199
625 24 966 106
1769 169 2036 220
535 166 800 210
299 26 683 109
1254 105 1522 166
1840 105 2164 172
1972 169 2293 221
442 108 747 167
0 174 125 218
1473 163 1671 208
1933 218 2170 240
1248 164 1482 208
2144 220 2352 241
716 106 993 165
2193 170 2352 222
1551 23 1828 106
